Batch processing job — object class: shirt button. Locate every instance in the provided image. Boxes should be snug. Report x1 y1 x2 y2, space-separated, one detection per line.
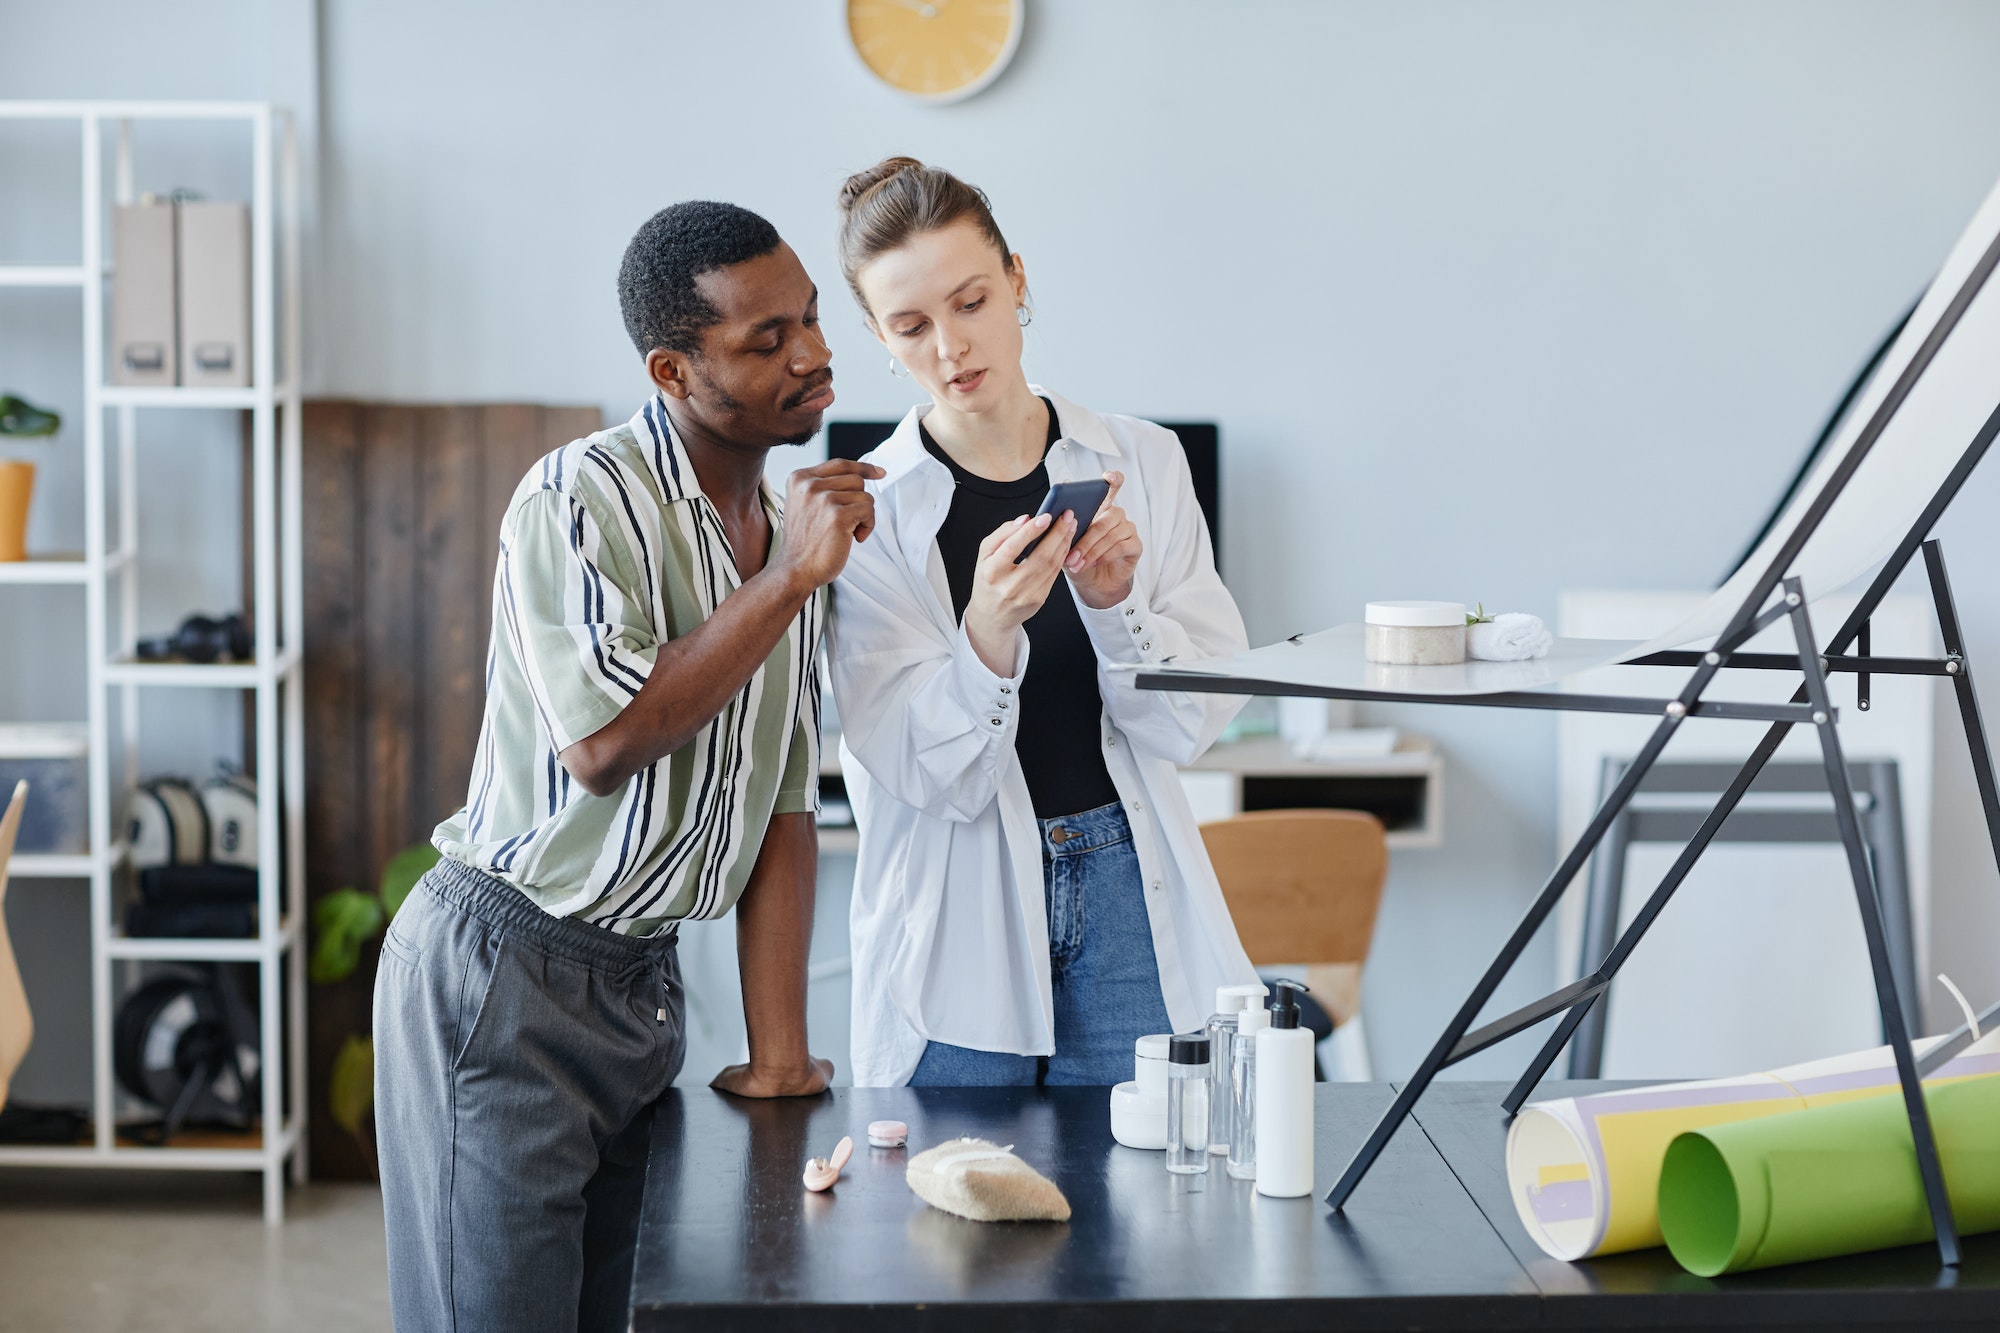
1105 737 1116 748
1142 641 1152 651
1131 626 1142 635
1000 685 1012 694
990 717 1003 727
1149 881 1161 893
1131 800 1143 812
1126 608 1137 616
998 701 1010 710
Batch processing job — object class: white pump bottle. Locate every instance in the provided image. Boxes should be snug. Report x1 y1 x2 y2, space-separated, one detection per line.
1254 978 1315 1198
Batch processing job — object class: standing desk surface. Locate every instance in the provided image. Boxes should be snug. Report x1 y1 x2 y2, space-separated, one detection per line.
630 1082 2000 1331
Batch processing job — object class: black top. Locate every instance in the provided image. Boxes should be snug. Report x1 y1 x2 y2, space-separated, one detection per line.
631 1083 2000 1332
920 399 1120 819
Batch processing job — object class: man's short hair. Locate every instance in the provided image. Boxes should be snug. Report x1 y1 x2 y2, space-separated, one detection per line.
617 201 782 358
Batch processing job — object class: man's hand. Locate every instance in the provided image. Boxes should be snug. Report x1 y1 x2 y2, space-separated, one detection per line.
774 458 885 590
710 1056 835 1099
962 509 1074 676
1065 471 1142 609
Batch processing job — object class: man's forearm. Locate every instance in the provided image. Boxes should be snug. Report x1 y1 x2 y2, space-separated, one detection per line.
735 812 817 1072
561 563 813 795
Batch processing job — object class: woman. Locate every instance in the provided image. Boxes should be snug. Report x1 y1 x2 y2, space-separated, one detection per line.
827 157 1258 1087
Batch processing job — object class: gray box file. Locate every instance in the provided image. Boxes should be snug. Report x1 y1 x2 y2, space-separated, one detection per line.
177 201 251 388
109 201 176 386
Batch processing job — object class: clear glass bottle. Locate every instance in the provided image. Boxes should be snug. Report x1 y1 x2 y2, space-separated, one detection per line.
1165 1032 1211 1175
1205 983 1266 1155
1227 1002 1270 1180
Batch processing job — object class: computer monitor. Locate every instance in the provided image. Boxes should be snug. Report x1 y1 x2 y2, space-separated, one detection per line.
825 418 1221 570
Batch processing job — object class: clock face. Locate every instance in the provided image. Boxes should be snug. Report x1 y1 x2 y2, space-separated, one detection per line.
846 0 1024 104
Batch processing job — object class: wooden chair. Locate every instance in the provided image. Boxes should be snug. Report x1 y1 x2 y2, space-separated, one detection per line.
1200 809 1389 1079
0 780 31 1111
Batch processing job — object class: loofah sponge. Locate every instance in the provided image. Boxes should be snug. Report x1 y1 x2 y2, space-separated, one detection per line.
905 1137 1071 1223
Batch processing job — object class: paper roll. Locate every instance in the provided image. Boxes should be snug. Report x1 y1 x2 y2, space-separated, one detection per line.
1505 1032 2000 1261
1658 1074 2000 1275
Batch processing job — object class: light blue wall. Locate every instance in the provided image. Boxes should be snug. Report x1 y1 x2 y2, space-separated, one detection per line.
312 0 2000 1079
6 1 2000 1102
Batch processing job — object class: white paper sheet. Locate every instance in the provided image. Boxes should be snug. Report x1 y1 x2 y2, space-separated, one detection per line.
1139 624 1639 698
1630 175 2000 658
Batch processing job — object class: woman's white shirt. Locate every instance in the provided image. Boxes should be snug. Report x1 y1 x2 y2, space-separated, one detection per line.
828 388 1259 1087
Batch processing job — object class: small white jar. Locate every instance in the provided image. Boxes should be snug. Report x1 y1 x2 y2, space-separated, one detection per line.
1365 601 1467 665
1110 1034 1174 1150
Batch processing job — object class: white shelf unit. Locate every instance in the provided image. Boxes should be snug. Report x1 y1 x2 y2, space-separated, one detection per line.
0 102 306 1223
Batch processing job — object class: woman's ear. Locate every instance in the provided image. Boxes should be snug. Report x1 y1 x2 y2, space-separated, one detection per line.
864 314 888 351
1008 253 1029 308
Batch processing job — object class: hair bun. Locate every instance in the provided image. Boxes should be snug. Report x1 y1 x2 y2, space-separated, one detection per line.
838 156 925 213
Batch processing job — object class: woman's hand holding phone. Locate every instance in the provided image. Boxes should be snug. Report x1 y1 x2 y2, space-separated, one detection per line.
1064 471 1142 609
964 509 1075 677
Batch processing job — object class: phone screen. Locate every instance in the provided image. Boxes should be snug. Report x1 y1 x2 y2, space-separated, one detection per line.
1015 479 1112 564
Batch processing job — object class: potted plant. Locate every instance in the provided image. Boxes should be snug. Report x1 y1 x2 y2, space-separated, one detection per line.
0 394 60 563
311 841 439 1171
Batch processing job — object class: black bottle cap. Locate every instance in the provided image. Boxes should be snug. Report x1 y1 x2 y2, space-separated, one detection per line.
1168 1032 1211 1064
1269 979 1311 1030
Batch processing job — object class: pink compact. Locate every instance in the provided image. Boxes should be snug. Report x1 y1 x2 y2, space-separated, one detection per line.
803 1135 854 1193
867 1119 909 1149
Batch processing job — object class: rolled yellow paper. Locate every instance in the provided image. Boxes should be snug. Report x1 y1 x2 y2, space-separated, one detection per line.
1505 1031 2000 1261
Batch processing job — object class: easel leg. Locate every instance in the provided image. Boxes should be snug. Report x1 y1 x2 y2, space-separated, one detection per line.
1789 578 1961 1266
1925 540 2000 880
1505 718 1795 1112
1325 705 1691 1209
1565 759 1633 1080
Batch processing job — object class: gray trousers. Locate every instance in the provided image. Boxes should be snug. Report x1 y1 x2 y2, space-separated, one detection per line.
374 857 685 1333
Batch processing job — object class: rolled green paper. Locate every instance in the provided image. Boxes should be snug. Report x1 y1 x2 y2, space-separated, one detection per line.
1657 1074 2000 1275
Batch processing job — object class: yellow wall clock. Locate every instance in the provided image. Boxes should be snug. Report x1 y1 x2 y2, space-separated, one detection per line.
846 0 1025 105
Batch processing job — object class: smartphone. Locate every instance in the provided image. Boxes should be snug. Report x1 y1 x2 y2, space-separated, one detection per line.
1014 478 1112 564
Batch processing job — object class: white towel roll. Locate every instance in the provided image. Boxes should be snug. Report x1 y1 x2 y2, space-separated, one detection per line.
1467 612 1552 662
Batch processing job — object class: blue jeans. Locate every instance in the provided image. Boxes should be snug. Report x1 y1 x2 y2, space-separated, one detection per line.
910 801 1173 1087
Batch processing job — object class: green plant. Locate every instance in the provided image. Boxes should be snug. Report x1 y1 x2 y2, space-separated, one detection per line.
0 394 60 438
1466 602 1494 625
311 841 440 1144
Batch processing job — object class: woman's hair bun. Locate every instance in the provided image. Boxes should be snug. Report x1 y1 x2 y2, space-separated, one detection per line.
834 156 1013 313
838 156 925 213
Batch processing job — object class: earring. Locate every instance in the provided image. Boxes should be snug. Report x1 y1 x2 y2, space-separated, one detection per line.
887 356 911 379
1017 305 1033 328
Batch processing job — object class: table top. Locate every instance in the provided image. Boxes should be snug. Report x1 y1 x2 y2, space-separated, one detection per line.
630 1081 2000 1332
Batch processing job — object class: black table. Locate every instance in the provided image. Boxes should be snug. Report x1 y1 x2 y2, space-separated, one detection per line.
630 1082 2000 1331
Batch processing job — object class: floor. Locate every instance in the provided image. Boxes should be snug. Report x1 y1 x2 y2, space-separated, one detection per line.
0 1170 390 1332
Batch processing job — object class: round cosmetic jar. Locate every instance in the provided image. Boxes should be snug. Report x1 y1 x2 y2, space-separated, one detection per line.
1110 1034 1175 1149
1364 601 1467 665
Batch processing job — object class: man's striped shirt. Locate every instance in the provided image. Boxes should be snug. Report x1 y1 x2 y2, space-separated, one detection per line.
433 396 821 936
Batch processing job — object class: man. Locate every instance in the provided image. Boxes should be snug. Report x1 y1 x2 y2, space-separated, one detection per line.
373 201 881 1332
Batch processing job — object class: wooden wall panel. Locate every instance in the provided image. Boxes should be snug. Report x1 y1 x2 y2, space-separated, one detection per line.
303 401 603 1180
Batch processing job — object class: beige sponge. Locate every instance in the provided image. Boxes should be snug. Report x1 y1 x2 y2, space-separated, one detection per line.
905 1137 1072 1223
